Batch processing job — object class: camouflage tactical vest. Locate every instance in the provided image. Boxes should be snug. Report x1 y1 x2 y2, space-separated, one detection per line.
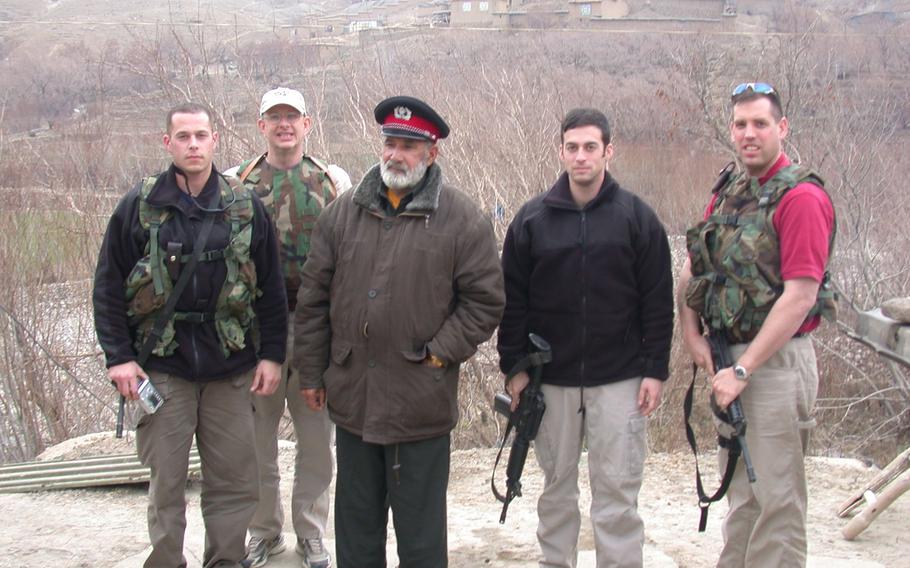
123 175 259 358
235 154 337 297
685 164 837 342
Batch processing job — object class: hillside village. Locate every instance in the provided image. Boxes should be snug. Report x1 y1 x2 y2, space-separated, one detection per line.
241 0 910 35
5 0 910 40
250 0 910 34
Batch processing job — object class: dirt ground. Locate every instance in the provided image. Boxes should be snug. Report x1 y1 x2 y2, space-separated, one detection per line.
0 433 906 567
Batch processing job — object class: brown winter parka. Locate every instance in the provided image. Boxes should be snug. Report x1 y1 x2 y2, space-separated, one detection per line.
293 162 505 444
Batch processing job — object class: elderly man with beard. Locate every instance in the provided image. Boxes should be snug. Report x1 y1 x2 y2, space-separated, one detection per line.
294 96 505 567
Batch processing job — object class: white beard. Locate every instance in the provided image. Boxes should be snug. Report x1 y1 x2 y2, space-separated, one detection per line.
381 158 429 190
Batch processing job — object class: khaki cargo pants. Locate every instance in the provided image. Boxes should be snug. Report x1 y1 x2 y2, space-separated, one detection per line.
717 337 818 568
249 321 335 544
534 379 647 568
137 369 259 568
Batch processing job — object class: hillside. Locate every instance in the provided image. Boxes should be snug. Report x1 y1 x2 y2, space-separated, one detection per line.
2 0 909 62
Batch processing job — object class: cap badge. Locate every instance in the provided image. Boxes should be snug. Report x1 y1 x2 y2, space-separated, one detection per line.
394 106 412 121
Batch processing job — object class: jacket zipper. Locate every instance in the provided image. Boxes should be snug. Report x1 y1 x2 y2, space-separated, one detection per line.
580 210 587 388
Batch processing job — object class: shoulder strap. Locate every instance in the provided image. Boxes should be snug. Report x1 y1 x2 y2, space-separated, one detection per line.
756 164 826 209
307 155 341 193
308 155 330 173
139 175 158 198
709 162 741 214
220 172 251 199
137 175 166 229
237 153 267 183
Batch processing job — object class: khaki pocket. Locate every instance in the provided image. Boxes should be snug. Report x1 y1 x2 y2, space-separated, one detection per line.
231 371 253 390
135 374 172 434
625 415 648 477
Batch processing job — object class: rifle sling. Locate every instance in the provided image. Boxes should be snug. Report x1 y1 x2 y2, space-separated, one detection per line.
490 419 515 504
684 363 741 532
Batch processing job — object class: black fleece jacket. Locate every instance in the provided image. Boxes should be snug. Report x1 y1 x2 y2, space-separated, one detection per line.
498 171 673 386
93 164 287 381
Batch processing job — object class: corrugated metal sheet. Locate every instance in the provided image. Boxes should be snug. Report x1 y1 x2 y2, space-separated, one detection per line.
0 449 202 493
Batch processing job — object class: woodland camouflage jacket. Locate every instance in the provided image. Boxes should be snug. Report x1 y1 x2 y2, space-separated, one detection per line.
233 154 337 310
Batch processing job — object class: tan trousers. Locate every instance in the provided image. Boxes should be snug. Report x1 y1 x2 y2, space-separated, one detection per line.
717 337 818 568
249 322 334 544
137 370 259 568
534 379 647 568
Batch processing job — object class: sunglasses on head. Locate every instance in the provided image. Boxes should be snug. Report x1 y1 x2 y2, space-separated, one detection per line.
732 82 777 99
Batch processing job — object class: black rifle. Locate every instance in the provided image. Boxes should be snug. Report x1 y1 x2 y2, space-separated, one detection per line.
491 333 552 524
684 330 757 532
706 333 756 484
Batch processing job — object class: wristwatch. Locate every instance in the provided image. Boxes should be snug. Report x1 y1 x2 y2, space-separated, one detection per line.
733 364 750 381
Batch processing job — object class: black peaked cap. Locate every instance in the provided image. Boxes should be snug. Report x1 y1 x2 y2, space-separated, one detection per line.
374 96 450 141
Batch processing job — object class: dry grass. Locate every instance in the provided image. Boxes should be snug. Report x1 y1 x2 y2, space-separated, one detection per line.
1 15 909 466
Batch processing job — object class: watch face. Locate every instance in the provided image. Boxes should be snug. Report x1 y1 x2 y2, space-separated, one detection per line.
734 366 748 380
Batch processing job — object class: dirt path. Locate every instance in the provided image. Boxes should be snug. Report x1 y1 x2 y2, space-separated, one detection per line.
0 435 906 567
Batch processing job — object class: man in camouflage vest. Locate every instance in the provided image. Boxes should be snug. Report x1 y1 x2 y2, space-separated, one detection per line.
93 102 288 568
227 88 345 568
677 83 836 567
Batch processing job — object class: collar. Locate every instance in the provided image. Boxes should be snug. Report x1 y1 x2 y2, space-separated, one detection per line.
146 164 224 218
542 171 619 211
352 162 443 215
380 187 415 215
262 151 307 172
758 153 791 185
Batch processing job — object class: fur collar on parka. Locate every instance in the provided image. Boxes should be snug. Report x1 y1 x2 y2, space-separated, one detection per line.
352 162 443 215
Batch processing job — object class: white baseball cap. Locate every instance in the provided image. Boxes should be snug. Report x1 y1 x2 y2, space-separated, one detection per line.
259 87 307 116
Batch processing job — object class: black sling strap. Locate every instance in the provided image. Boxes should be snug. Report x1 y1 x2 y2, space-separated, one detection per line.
683 363 741 532
116 212 217 437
